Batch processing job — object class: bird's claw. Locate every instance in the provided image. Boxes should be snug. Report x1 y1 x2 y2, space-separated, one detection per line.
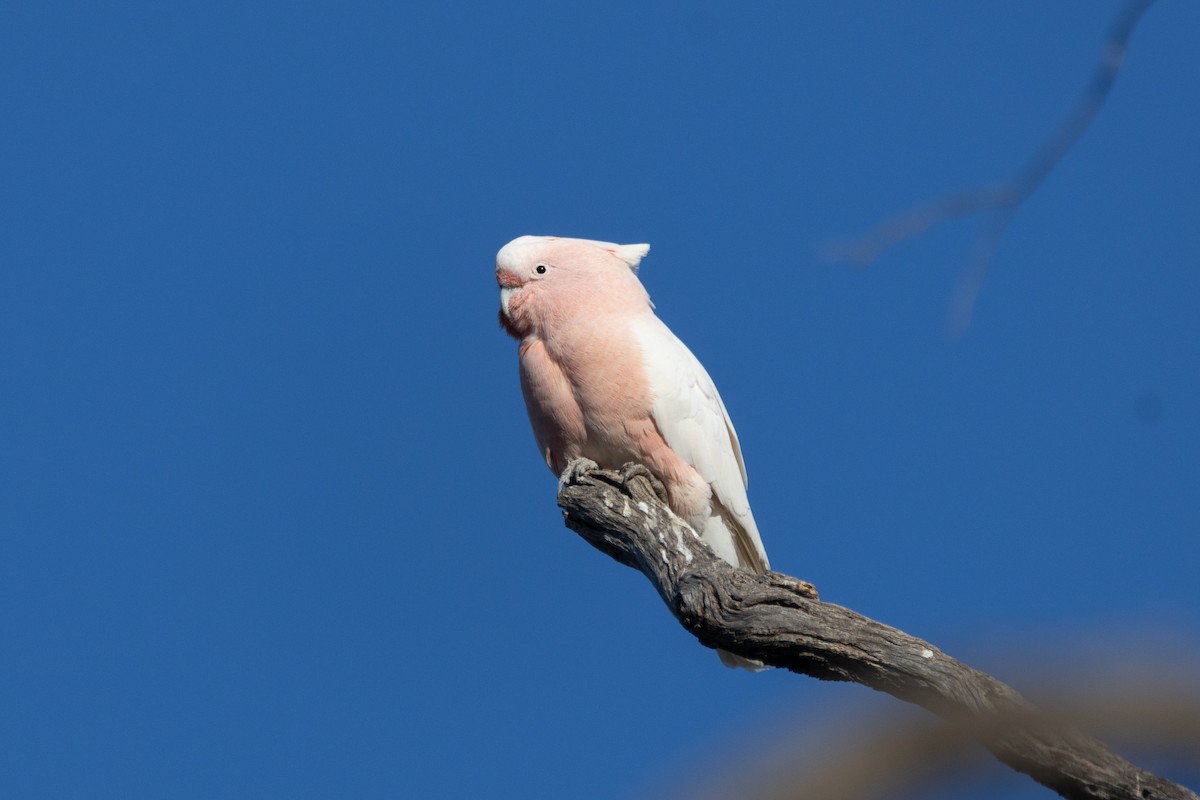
559 457 599 492
620 463 669 504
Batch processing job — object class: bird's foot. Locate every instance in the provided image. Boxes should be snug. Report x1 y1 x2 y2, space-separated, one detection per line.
558 457 600 492
619 462 669 505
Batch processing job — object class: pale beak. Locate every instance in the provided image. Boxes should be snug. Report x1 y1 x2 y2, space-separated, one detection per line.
496 269 522 319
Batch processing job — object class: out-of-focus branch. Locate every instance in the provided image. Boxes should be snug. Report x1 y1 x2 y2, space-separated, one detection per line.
826 0 1156 334
557 460 1197 800
684 682 1200 800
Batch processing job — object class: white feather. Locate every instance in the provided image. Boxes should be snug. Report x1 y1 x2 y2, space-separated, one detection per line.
629 315 769 572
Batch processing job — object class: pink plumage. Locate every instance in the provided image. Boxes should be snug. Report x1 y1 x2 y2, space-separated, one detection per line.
496 235 770 668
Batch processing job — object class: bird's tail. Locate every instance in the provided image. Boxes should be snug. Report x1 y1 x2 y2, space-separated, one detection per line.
699 507 773 670
717 649 770 671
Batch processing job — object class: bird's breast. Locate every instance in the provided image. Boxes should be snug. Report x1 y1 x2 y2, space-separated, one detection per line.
568 325 659 456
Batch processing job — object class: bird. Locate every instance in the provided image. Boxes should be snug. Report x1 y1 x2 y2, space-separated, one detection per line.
496 235 770 668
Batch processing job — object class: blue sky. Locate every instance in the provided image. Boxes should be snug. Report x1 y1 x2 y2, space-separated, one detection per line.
2 2 1197 798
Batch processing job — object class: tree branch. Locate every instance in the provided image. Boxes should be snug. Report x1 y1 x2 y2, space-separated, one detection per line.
826 0 1157 334
557 461 1196 800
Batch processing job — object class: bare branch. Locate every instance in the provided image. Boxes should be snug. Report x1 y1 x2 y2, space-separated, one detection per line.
827 0 1156 334
557 461 1197 800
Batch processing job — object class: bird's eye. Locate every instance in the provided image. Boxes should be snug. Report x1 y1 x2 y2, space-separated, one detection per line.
535 265 547 275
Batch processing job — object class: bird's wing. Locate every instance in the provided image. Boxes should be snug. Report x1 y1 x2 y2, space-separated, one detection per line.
630 315 769 571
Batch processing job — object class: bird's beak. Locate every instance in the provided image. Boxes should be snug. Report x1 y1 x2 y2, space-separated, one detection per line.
496 269 521 319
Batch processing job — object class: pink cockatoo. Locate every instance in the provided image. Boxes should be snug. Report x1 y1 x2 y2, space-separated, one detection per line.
497 235 771 667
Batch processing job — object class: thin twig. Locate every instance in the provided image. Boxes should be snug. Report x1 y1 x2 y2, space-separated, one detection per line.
827 0 1156 334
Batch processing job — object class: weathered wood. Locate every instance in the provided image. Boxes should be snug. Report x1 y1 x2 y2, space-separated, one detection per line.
557 461 1196 800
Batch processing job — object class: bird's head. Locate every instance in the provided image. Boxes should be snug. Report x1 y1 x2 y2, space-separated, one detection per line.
495 235 651 340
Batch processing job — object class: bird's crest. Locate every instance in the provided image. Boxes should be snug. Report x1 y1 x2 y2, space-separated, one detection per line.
603 242 650 273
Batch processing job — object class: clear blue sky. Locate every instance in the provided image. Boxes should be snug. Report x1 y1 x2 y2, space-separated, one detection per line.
2 2 1197 798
